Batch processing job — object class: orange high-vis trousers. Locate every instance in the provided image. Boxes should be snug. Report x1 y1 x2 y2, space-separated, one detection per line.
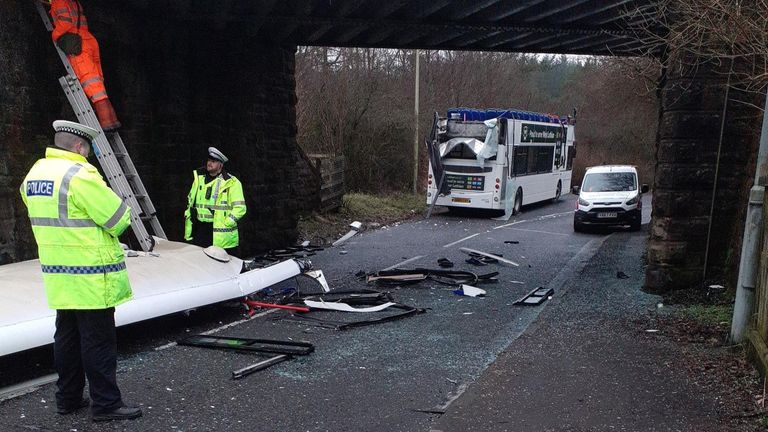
50 0 108 103
67 32 108 103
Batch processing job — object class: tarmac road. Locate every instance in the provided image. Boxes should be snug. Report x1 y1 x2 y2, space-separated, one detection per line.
0 193 680 432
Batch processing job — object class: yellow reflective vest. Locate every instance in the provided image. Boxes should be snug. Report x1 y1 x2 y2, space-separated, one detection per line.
184 169 246 249
20 147 133 309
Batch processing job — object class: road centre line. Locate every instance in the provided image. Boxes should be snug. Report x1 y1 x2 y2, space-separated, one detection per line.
383 255 425 271
504 227 570 236
493 211 572 230
442 233 480 248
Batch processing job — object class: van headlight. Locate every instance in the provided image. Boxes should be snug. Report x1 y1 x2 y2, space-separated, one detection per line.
625 195 639 205
578 197 590 206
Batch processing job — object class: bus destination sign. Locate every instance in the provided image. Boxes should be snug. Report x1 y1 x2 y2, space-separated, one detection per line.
520 123 563 143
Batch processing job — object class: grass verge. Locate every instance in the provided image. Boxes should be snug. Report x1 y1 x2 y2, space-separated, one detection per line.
677 304 733 327
297 192 426 245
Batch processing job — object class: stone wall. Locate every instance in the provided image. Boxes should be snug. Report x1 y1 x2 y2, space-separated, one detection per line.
1 2 313 263
646 55 763 291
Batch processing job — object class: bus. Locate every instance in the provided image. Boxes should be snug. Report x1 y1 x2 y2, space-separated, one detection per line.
426 108 575 216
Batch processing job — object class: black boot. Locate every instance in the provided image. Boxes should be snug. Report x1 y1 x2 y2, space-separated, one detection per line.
92 406 142 422
57 397 90 415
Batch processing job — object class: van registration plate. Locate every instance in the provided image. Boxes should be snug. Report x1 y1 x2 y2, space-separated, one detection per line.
597 212 618 218
452 198 471 204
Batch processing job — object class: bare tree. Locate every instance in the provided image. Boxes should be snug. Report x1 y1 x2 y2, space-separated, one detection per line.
630 0 768 97
296 47 658 193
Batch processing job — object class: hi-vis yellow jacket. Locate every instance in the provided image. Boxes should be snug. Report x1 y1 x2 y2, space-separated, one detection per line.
184 169 246 249
20 147 133 309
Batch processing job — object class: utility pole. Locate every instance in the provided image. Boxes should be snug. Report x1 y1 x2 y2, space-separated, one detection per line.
413 50 420 194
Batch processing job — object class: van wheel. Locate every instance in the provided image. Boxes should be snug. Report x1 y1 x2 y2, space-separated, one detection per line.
552 181 562 202
574 220 584 232
512 188 522 215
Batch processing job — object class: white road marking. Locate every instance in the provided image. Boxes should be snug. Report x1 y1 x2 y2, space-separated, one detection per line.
442 233 479 248
382 255 425 271
493 211 572 230
505 227 570 236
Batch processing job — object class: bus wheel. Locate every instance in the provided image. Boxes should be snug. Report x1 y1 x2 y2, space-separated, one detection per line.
553 181 562 202
512 188 522 215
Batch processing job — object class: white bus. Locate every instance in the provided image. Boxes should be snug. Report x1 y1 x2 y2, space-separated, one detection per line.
426 108 575 216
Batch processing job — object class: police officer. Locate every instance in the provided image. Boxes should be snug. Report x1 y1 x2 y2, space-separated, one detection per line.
20 121 142 422
184 147 247 256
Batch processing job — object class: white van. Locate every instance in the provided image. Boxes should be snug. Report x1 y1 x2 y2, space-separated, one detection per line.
572 165 649 232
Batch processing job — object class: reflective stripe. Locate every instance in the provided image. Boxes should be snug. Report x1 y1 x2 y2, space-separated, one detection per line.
228 214 238 223
231 201 246 205
213 227 237 233
55 8 70 14
212 178 222 202
89 91 108 101
29 217 96 228
81 77 104 87
103 201 128 230
56 16 74 23
195 204 229 211
41 262 126 275
59 164 82 219
28 164 98 228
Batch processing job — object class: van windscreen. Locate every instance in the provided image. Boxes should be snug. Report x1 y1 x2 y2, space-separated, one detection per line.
582 172 637 192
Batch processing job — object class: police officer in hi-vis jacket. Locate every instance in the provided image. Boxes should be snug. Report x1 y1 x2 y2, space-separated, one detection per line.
20 120 142 422
184 147 247 256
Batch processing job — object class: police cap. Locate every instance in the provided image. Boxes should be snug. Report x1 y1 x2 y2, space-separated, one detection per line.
52 120 100 144
207 147 228 163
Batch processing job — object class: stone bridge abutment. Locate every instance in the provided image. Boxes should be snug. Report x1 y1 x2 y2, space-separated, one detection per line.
647 53 762 291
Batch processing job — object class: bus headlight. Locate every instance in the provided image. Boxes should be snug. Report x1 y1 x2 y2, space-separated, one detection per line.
578 197 590 206
625 195 639 206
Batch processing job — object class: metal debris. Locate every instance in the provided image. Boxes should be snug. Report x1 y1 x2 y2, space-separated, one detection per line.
332 221 363 247
459 247 519 267
513 286 554 306
366 268 498 286
277 290 425 330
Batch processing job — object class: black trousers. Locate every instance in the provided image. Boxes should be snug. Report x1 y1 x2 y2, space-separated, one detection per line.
190 221 240 257
190 220 213 248
54 308 123 414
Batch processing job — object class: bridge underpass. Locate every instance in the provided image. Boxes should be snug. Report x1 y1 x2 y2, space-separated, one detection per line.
1 0 761 291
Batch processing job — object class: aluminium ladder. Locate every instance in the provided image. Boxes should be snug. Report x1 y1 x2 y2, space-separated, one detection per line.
35 1 165 252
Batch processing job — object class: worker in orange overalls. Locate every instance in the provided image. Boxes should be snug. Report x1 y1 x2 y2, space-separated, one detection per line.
49 0 121 131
